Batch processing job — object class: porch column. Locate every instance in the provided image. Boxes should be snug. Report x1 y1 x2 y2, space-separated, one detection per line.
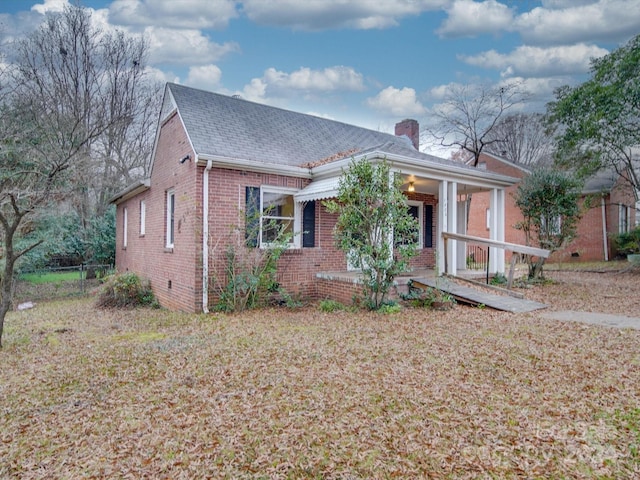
446 181 458 275
489 188 506 273
437 180 448 275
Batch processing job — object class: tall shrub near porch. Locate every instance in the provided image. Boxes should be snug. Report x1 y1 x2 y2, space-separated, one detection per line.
325 157 418 309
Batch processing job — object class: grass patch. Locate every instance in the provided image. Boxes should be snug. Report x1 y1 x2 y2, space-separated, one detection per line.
19 271 84 284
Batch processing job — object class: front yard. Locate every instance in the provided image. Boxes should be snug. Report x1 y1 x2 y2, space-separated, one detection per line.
1 268 639 478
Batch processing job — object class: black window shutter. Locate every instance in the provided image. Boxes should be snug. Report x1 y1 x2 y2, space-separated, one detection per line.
424 204 433 248
245 186 260 247
302 201 316 248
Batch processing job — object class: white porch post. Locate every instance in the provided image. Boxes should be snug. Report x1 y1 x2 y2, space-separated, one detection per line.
437 180 448 275
447 181 457 275
489 188 506 273
456 197 467 271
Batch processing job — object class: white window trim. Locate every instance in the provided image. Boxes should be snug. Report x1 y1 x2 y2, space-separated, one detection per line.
407 200 424 248
123 207 128 248
140 200 146 236
619 204 630 233
166 189 175 248
259 186 301 249
542 214 562 236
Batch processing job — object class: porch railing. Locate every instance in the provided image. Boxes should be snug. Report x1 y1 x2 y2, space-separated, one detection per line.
442 232 550 289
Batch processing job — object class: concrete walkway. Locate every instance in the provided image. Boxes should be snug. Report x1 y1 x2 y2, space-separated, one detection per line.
540 311 640 330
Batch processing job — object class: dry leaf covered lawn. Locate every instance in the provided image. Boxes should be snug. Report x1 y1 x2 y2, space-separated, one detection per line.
1 269 639 479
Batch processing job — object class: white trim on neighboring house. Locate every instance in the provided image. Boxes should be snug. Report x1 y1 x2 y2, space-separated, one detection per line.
470 152 532 175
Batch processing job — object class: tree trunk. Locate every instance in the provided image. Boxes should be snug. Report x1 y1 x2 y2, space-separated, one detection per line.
0 231 17 349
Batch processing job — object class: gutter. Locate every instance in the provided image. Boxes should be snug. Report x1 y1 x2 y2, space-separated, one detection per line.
202 157 213 313
601 196 609 261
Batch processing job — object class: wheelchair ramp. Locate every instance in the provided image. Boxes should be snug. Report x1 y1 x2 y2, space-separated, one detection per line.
411 276 548 313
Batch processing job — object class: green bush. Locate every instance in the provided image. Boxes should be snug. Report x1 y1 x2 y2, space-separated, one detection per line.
377 301 402 314
490 272 507 285
96 272 158 308
613 226 640 256
400 281 455 309
318 299 346 312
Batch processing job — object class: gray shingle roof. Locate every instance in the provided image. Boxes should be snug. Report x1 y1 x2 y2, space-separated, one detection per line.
167 83 450 168
583 168 620 193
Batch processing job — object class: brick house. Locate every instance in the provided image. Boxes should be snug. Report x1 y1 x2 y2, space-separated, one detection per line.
467 152 638 263
111 83 519 312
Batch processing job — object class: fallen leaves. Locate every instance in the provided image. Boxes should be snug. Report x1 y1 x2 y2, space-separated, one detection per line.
1 271 639 478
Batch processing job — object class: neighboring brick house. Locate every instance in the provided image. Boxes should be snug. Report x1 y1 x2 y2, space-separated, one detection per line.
467 152 637 263
111 83 518 312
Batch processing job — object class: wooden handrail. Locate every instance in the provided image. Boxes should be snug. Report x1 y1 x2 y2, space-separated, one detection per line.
442 232 550 258
442 232 550 289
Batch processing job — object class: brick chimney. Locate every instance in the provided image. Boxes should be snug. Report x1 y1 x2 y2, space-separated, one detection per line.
395 119 419 150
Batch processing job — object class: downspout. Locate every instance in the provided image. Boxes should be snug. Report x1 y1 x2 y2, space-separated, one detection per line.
202 158 213 313
601 195 609 262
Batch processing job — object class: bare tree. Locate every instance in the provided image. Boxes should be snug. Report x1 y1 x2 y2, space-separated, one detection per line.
0 5 158 346
424 82 529 166
11 5 158 223
485 112 555 166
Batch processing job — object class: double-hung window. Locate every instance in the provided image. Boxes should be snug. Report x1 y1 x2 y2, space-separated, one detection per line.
541 214 561 236
139 200 146 236
260 187 299 248
123 207 128 248
166 189 175 248
619 204 630 233
395 200 423 247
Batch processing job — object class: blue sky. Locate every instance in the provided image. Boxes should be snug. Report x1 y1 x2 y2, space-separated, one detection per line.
1 0 639 153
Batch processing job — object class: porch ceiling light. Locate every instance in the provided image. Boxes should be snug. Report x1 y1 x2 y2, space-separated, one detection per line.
408 181 415 192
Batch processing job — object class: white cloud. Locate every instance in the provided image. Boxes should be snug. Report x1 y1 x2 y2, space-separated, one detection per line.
540 0 599 8
185 65 223 91
109 0 238 29
498 76 569 99
436 0 514 38
428 82 464 101
238 78 268 103
31 0 68 14
233 65 365 107
262 66 365 94
460 44 609 77
515 0 640 45
366 86 427 116
144 26 240 65
241 0 447 30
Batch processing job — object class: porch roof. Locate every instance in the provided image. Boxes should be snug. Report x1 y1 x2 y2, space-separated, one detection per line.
294 177 339 203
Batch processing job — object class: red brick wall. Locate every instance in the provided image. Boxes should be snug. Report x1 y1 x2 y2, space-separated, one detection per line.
205 171 438 307
116 111 201 312
468 154 638 263
116 114 440 312
467 155 526 245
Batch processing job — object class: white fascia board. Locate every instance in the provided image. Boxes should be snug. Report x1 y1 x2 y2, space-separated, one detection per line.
310 150 518 188
149 87 199 180
109 178 151 204
196 154 312 178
